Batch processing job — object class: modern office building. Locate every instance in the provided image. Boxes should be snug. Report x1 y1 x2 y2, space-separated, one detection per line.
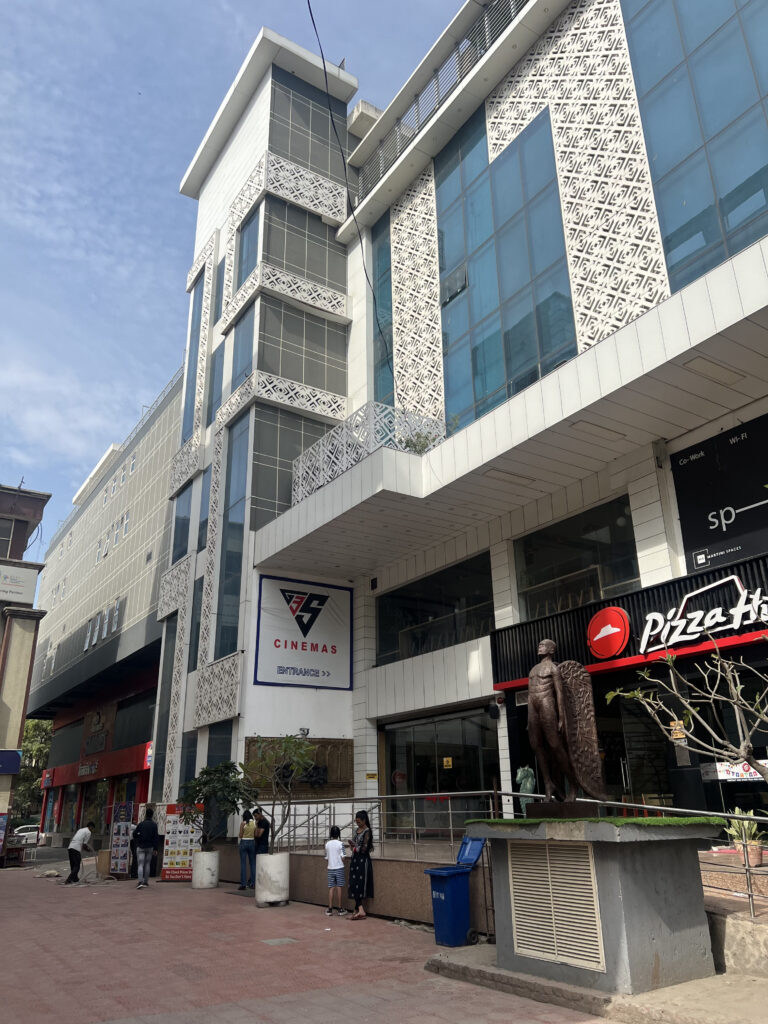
28 373 182 841
0 484 49 852
82 0 768 825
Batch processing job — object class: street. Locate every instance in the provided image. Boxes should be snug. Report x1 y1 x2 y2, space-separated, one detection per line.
4 857 602 1024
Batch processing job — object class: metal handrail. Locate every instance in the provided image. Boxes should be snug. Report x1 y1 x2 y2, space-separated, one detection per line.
275 789 767 917
358 0 531 201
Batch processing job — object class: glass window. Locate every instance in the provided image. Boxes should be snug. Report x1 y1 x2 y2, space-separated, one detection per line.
689 18 758 140
258 296 347 395
207 720 233 767
515 496 640 620
198 465 212 552
214 413 250 660
113 691 155 751
628 0 684 96
236 207 260 290
172 482 193 564
376 552 493 666
205 344 224 427
708 105 768 233
180 730 198 787
182 274 204 443
151 615 177 803
252 404 327 529
213 256 226 325
623 0 768 291
188 576 205 672
436 107 575 431
640 68 701 178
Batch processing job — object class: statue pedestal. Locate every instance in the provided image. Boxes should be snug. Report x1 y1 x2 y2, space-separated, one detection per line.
525 801 595 819
468 818 719 995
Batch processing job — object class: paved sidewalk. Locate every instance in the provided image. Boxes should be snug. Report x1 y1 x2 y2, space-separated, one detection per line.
4 861 602 1024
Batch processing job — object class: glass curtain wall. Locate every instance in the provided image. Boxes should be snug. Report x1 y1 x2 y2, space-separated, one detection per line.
269 66 351 188
197 465 212 552
622 0 768 291
236 208 260 290
232 303 255 393
188 576 204 672
258 297 347 395
171 483 192 564
263 196 346 291
251 404 327 529
205 344 224 427
150 614 177 803
376 552 493 665
383 709 500 836
215 413 250 660
371 212 394 405
514 496 640 620
181 274 205 443
435 106 576 432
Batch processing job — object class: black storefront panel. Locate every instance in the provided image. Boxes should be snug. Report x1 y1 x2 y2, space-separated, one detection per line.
491 553 768 686
672 411 768 574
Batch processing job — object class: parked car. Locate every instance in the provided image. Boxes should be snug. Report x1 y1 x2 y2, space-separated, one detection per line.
12 825 41 846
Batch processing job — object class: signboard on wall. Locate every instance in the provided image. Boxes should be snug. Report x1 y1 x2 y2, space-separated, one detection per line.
672 412 768 573
0 564 38 604
255 575 352 690
700 759 768 782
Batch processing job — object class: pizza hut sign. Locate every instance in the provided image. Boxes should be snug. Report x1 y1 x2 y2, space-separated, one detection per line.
639 574 768 655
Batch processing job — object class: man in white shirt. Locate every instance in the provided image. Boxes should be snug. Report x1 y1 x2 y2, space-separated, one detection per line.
65 821 95 884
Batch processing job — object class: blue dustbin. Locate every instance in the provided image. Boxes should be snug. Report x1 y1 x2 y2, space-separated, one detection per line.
425 836 485 947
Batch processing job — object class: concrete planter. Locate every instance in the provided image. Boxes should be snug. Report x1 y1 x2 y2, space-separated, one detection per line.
191 850 220 889
256 851 290 906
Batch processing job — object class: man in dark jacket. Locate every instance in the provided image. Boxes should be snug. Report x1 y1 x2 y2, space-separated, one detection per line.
133 807 159 889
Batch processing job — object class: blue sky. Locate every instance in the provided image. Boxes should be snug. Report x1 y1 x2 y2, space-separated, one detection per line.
0 0 451 559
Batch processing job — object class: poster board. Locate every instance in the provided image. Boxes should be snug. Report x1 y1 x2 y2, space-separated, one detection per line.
255 575 352 690
161 803 203 881
109 802 133 875
0 812 7 854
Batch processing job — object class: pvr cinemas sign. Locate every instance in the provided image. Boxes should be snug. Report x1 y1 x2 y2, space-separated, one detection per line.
638 575 768 655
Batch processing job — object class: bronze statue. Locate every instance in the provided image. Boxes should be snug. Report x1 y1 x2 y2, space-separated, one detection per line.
528 638 608 802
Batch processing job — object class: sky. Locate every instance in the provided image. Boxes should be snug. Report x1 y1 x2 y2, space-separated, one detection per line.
0 0 452 560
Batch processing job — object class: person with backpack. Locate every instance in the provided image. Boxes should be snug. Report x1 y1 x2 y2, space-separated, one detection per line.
133 807 159 889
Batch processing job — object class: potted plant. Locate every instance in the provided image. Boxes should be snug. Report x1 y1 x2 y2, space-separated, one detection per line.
245 734 316 906
723 807 768 867
179 761 259 889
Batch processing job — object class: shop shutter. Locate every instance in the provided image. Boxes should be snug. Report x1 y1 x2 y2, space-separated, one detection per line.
507 840 605 971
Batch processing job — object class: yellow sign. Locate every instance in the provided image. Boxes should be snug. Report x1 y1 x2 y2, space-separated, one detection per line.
365 772 378 780
443 757 453 769
670 720 686 740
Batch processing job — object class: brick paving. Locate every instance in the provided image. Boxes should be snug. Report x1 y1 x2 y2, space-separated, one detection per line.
4 859 603 1024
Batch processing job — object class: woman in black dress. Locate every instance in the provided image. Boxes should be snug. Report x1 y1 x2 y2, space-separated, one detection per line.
347 810 374 919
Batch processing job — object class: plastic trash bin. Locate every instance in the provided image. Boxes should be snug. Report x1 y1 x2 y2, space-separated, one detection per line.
425 836 485 947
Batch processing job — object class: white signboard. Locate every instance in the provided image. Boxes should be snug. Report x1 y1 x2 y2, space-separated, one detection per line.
700 759 768 782
255 575 352 690
0 564 38 604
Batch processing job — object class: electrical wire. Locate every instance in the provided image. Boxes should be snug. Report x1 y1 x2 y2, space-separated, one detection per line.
305 0 398 404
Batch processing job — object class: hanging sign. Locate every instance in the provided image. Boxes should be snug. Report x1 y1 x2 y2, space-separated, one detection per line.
255 575 352 690
700 760 768 782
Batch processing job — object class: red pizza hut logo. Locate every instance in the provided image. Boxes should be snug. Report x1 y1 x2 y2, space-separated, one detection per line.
280 589 328 638
587 607 631 659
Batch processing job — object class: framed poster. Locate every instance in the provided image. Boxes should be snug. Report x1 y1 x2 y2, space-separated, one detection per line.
672 412 768 572
255 575 352 690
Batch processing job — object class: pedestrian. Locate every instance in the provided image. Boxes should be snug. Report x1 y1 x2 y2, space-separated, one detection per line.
65 821 95 884
347 810 374 920
133 807 159 889
238 809 257 890
254 806 270 856
324 825 348 916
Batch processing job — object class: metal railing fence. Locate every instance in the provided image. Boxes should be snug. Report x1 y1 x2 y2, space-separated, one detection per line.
275 789 768 918
358 0 531 201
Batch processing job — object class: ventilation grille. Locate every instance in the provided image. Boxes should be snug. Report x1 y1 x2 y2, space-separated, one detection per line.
507 840 605 972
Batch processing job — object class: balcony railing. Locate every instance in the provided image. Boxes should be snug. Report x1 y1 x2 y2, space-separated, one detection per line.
291 401 445 504
358 0 531 201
